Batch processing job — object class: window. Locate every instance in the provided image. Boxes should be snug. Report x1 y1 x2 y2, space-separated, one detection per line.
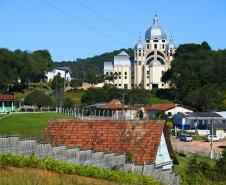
147 71 149 74
119 76 121 79
146 40 150 43
125 76 127 79
115 84 117 86
124 84 128 89
138 61 141 65
162 71 164 74
152 84 158 88
119 84 121 86
147 84 149 86
162 40 165 43
132 84 134 87
162 83 164 87
106 72 109 75
162 44 165 49
154 39 158 42
124 72 127 75
147 44 149 49
170 52 173 56
119 72 121 75
154 44 157 49
139 52 141 56
132 76 134 79
147 76 149 78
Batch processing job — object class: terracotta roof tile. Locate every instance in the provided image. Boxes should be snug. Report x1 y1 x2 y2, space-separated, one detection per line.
45 119 167 165
0 94 15 102
145 103 175 111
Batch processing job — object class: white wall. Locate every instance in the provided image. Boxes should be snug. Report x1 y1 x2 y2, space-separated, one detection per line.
165 106 193 117
155 132 173 170
46 69 71 82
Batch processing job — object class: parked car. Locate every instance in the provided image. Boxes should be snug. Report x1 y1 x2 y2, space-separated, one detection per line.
204 134 222 142
179 134 193 142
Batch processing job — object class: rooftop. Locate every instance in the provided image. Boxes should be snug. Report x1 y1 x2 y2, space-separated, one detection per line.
45 119 174 165
0 94 15 102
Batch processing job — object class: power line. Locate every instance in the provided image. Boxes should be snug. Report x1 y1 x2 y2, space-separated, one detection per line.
41 0 130 47
72 0 138 38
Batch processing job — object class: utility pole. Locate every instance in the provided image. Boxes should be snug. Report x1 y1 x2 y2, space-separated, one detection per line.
122 93 125 120
210 113 214 159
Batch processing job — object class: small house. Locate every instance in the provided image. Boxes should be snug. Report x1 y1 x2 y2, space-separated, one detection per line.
0 94 16 113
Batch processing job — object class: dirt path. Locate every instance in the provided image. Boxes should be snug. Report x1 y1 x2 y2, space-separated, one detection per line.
171 137 226 153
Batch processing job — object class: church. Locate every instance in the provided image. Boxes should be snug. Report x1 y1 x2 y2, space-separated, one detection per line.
104 15 176 90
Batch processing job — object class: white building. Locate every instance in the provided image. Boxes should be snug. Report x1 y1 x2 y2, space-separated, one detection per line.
46 67 72 82
104 15 176 90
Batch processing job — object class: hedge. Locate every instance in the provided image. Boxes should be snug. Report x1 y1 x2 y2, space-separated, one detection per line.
0 154 161 185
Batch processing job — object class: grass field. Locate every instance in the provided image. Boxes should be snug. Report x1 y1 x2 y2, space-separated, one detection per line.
0 166 128 185
148 93 172 105
0 113 72 139
65 90 85 105
173 152 217 184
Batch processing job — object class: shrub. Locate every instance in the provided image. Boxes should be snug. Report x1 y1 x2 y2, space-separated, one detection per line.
23 91 53 108
0 154 160 185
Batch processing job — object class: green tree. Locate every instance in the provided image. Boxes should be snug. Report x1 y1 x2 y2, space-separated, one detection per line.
51 75 64 90
70 79 82 89
63 97 74 108
23 91 53 108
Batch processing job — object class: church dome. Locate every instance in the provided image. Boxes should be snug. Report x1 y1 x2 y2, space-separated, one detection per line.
134 36 145 49
145 15 167 40
166 35 177 49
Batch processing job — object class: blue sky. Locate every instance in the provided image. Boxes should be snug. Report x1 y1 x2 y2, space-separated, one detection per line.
0 0 226 61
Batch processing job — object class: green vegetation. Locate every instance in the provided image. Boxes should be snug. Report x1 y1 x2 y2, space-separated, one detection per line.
148 93 171 105
0 113 72 139
81 84 150 105
174 150 226 185
162 42 226 111
23 91 53 108
0 166 126 185
55 48 133 84
0 154 160 185
64 90 85 106
0 49 53 91
70 79 83 89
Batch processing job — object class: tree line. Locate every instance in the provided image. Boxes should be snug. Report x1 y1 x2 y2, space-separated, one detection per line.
161 41 226 111
0 48 53 91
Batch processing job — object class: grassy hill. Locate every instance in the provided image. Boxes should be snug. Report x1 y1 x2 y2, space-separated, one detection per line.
0 113 72 139
0 166 129 185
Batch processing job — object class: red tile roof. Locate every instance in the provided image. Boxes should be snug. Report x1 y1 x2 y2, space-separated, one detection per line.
45 119 169 165
0 94 15 102
145 103 175 111
99 99 123 109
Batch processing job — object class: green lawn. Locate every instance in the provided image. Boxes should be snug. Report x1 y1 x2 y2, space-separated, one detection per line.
148 93 172 105
174 152 217 183
0 113 72 139
64 90 85 105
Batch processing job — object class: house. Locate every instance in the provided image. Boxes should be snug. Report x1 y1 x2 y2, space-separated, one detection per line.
45 119 176 170
173 112 226 137
89 99 143 120
46 67 72 82
0 94 16 113
145 103 193 119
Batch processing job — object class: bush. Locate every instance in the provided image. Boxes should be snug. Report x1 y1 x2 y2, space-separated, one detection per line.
23 91 53 108
0 154 160 185
63 97 74 108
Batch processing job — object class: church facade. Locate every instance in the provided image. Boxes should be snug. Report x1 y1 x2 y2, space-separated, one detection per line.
104 15 176 90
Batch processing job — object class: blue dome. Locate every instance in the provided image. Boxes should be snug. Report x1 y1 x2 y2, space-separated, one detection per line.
145 15 167 40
